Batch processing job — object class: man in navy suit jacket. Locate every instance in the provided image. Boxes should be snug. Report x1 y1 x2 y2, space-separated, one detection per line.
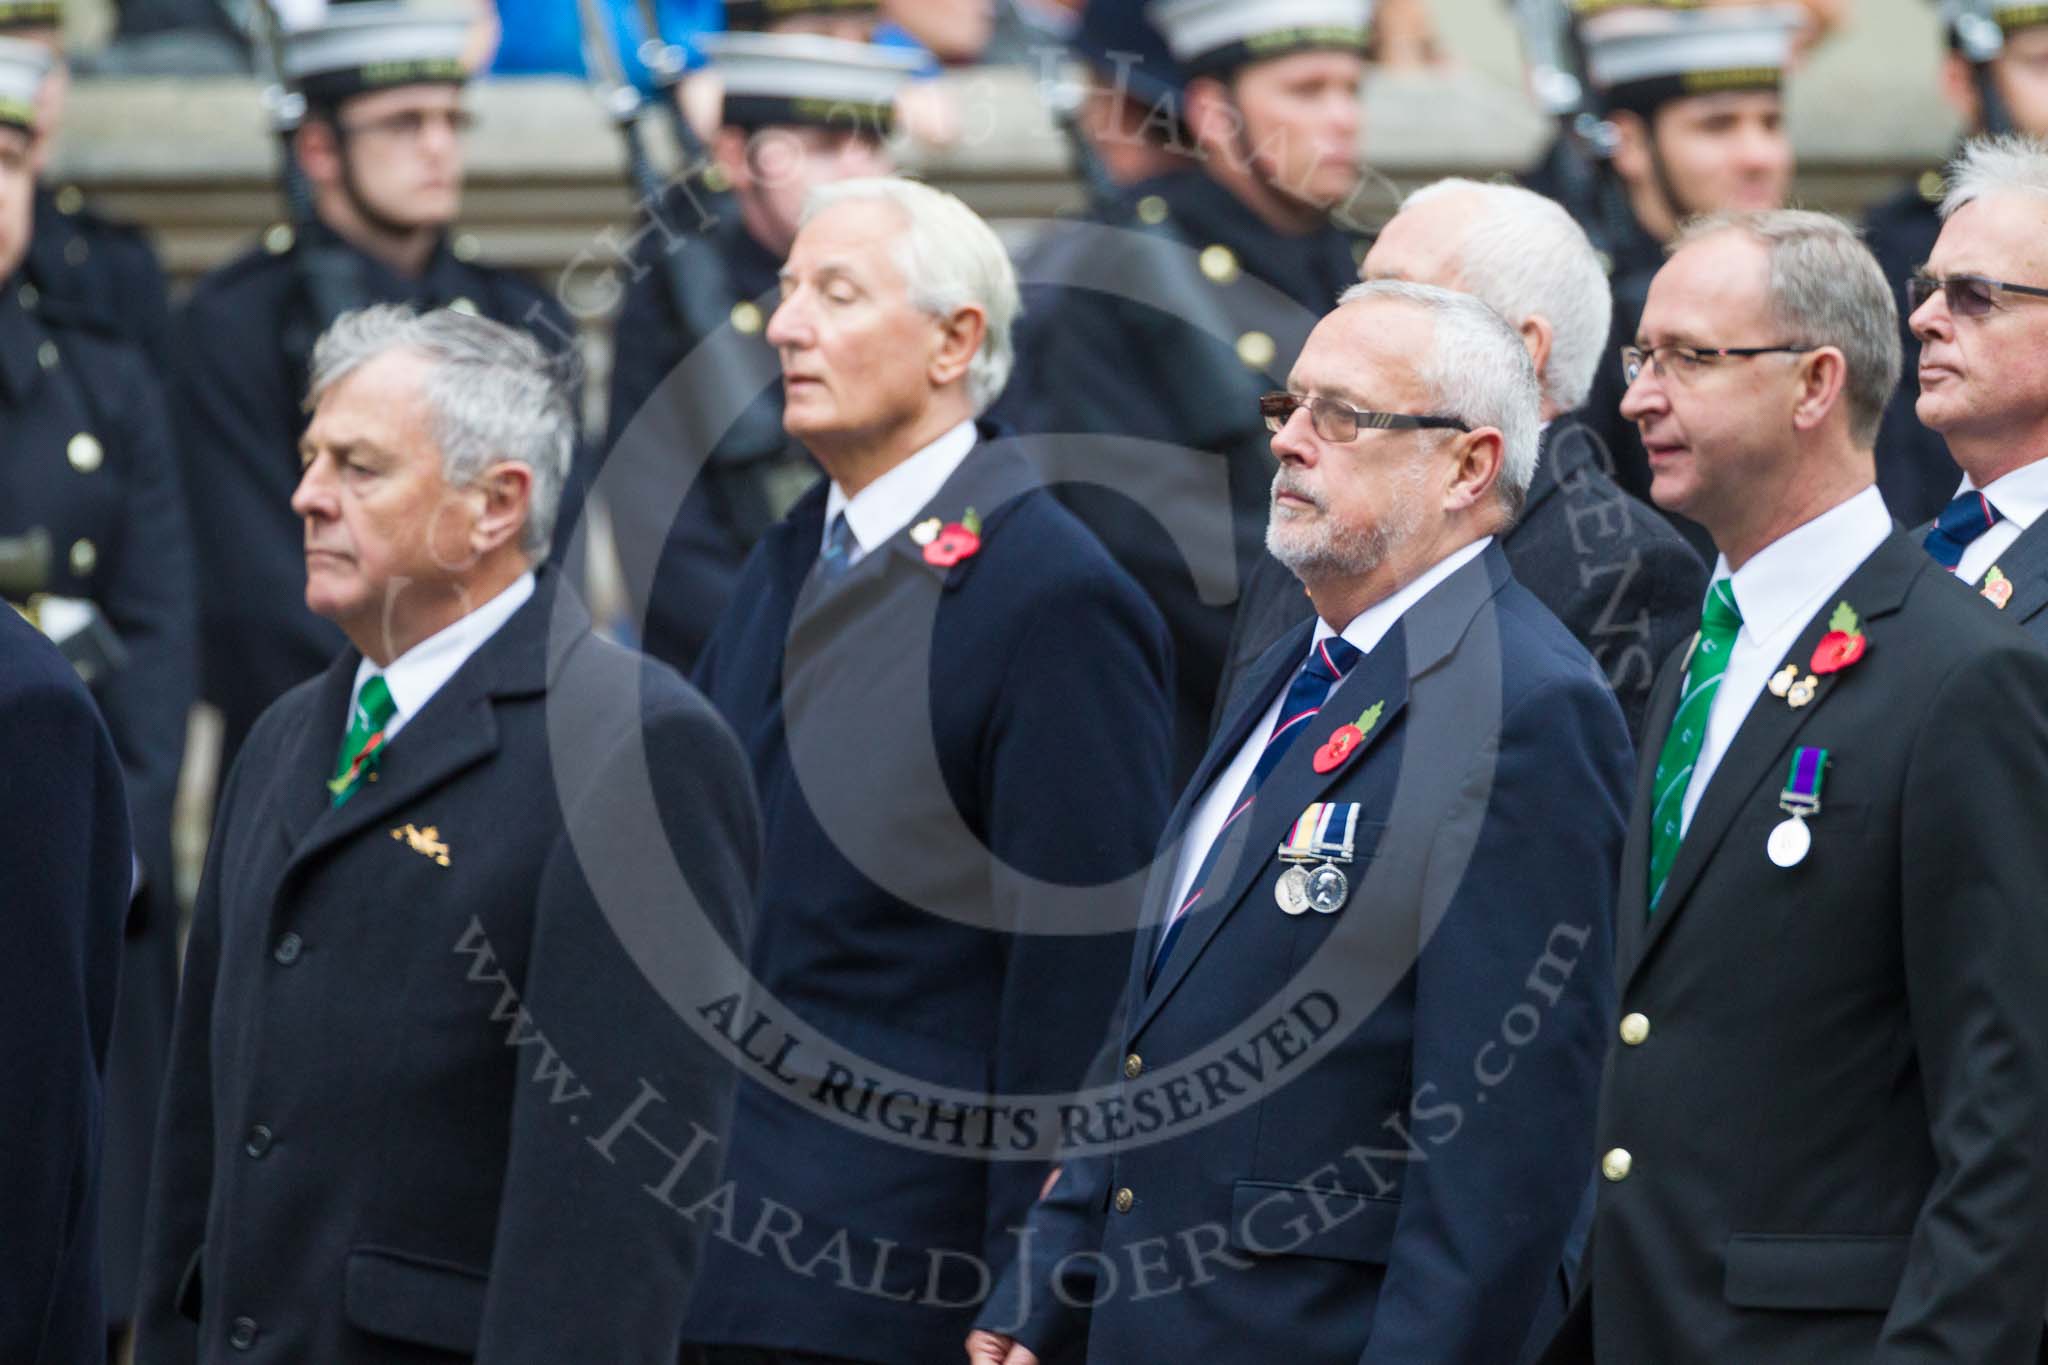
684 179 1174 1364
969 280 1633 1365
0 602 130 1363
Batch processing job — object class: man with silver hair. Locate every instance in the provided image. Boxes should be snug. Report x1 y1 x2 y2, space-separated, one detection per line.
1220 177 1706 744
683 179 1173 1365
134 304 760 1363
1908 134 2048 646
1543 209 2048 1363
972 280 1631 1365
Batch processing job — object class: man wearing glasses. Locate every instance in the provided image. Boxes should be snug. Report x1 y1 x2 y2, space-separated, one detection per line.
170 3 577 776
972 280 1631 1365
1907 135 2048 646
1541 209 2048 1363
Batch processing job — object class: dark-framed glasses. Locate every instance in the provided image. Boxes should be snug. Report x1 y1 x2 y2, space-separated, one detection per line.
1258 391 1472 442
1620 343 1817 386
1907 269 2048 319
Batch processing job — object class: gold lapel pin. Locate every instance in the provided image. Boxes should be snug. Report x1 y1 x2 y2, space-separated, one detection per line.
391 823 451 867
1767 663 1798 698
1787 675 1818 709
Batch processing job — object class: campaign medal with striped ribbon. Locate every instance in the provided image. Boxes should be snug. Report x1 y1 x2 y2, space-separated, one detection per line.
1767 747 1828 868
1276 802 1361 915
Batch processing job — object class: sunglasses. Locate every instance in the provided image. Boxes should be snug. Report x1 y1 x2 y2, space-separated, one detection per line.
1907 270 2048 318
1258 392 1472 443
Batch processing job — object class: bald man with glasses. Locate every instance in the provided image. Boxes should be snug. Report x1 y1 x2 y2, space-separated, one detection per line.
1907 135 2048 645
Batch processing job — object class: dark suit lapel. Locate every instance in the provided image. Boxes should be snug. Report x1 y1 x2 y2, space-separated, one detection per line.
279 576 571 880
1614 635 1691 982
1134 545 1511 1031
1977 514 2048 626
276 651 368 854
1121 622 1314 1014
1627 533 1926 987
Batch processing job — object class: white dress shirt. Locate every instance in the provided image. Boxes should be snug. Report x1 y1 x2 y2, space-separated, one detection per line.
1951 461 2048 585
822 419 979 567
344 571 536 745
1677 486 1890 832
1165 537 1494 920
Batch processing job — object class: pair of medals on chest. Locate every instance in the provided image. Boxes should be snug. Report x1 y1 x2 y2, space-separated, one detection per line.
1275 801 1359 916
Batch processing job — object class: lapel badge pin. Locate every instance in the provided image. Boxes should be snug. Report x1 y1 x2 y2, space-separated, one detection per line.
1276 802 1360 915
1787 675 1818 708
1808 601 1868 677
1312 700 1384 775
921 507 982 567
1983 565 2014 610
392 822 451 867
909 517 941 546
1767 663 1798 698
1767 747 1827 868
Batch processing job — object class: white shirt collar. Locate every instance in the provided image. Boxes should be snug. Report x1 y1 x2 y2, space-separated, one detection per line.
348 571 536 743
1960 461 2048 532
1313 536 1494 658
823 419 979 563
1715 486 1891 646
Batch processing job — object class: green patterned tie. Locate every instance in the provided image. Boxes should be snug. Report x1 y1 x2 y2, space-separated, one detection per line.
329 673 396 807
1647 579 1743 912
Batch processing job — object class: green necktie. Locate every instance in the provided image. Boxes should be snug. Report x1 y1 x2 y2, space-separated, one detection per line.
1646 578 1743 912
329 673 396 807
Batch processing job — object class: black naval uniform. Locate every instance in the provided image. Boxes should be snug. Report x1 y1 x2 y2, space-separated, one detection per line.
995 166 1365 785
0 275 197 1328
26 182 173 379
171 220 578 774
604 186 817 675
1864 166 1963 528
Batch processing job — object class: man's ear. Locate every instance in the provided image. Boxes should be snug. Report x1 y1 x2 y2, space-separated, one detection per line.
468 461 535 559
1789 346 1850 434
295 117 342 190
1938 51 1981 127
929 304 987 392
711 124 752 193
1443 427 1506 515
1180 75 1242 160
1518 314 1555 399
1606 109 1651 188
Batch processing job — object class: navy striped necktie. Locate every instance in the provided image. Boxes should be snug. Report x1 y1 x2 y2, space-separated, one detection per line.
1148 635 1364 987
1923 490 2001 571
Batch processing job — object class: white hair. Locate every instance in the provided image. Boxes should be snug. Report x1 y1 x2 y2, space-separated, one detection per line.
306 304 576 561
1939 132 2048 220
801 177 1019 414
1400 177 1613 413
1334 278 1542 518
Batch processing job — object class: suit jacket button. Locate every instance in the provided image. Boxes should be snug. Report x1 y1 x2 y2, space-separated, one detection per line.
1123 1053 1143 1079
245 1124 273 1158
1113 1186 1135 1213
274 932 303 965
1618 1013 1650 1046
229 1316 258 1350
1601 1148 1633 1182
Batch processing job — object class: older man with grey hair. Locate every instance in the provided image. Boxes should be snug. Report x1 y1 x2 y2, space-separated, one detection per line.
1909 134 2048 646
1220 177 1705 745
1542 208 2048 1364
134 304 760 1364
971 279 1632 1365
682 178 1173 1365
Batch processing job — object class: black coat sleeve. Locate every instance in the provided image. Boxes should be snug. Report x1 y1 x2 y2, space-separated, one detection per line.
1882 641 2048 1360
0 626 130 1362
